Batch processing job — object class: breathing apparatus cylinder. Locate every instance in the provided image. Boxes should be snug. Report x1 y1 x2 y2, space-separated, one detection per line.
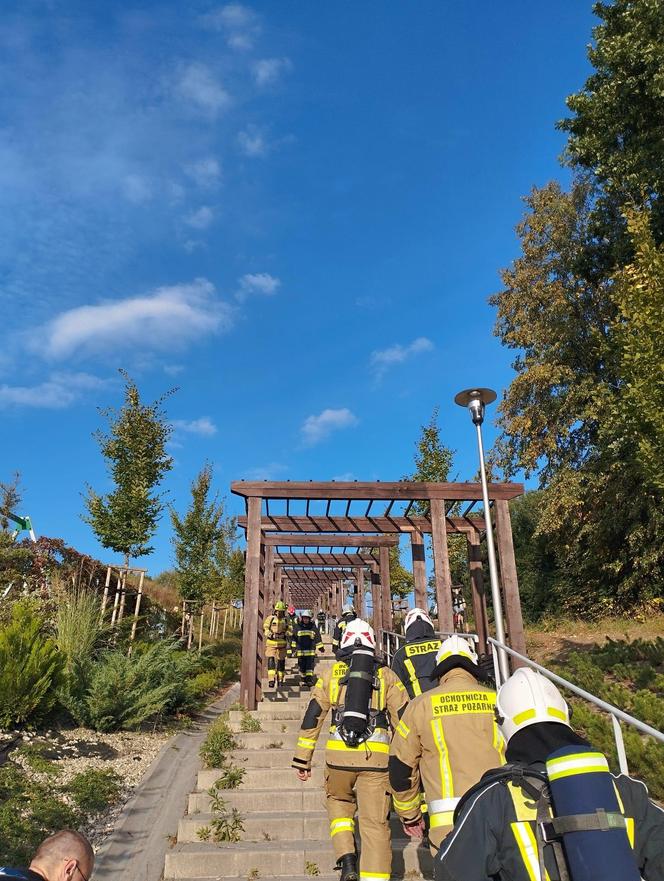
338 648 376 747
545 745 640 881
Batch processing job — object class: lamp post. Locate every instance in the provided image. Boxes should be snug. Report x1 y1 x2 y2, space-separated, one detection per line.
454 387 509 682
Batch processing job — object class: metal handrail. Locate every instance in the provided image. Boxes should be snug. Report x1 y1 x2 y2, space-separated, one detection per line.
488 636 664 775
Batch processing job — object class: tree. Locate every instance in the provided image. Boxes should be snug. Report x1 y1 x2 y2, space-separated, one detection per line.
85 371 174 566
404 407 455 514
0 472 22 530
560 0 664 237
0 473 33 591
171 464 228 604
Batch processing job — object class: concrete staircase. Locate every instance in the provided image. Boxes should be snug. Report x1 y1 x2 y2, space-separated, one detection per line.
164 637 433 881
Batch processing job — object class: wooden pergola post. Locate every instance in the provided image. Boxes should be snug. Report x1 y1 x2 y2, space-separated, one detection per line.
379 546 392 633
467 530 488 654
355 567 365 618
240 496 262 709
371 563 382 639
430 499 454 632
494 500 527 664
410 528 427 610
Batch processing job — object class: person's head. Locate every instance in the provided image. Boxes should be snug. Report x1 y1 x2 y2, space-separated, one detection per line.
495 668 570 744
288 604 295 616
404 607 434 637
274 600 286 618
30 830 94 881
301 609 312 624
341 603 355 620
430 634 480 681
339 617 375 655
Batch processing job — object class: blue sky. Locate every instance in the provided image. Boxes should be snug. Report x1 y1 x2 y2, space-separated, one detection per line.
0 1 596 573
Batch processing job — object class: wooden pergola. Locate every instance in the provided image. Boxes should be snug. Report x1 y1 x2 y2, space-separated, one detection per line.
232 480 525 709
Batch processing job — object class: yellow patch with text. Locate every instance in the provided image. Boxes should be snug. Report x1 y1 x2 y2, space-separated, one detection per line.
431 690 495 716
405 640 441 657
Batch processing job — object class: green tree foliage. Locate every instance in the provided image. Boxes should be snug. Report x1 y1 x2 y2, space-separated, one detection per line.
85 371 174 565
404 407 455 515
0 601 63 729
0 473 33 591
387 545 414 600
560 0 664 226
171 463 237 603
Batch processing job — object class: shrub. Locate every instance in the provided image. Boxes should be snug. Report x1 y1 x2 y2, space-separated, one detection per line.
84 641 186 731
200 719 238 768
0 600 63 729
66 768 122 814
191 670 222 699
240 712 261 733
55 589 106 723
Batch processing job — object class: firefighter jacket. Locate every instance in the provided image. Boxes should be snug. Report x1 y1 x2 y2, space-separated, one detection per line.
389 667 505 831
391 634 442 699
292 658 408 773
263 614 291 647
332 614 356 653
435 763 664 881
291 620 323 657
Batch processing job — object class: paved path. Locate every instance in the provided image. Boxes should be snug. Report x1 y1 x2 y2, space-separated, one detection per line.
92 683 240 881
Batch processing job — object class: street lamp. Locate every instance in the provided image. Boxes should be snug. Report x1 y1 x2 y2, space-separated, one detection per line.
454 387 509 682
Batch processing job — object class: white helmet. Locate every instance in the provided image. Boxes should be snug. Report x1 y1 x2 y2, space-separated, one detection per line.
342 603 355 616
404 607 433 633
340 618 376 651
496 668 570 744
435 634 478 666
301 609 313 619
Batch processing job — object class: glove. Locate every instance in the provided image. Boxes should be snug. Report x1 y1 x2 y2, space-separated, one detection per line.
402 816 425 839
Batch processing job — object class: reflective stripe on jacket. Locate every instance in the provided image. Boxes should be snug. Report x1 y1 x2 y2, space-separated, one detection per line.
389 667 505 826
435 766 659 881
293 659 407 771
391 636 442 698
291 622 323 657
263 614 291 646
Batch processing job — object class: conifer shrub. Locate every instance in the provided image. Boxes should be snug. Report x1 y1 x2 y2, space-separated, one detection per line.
0 601 63 729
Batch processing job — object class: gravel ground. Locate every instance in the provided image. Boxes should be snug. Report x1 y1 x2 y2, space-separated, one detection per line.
4 725 173 851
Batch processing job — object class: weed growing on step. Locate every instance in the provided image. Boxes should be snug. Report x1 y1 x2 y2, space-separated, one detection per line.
280 724 287 733
266 741 283 749
305 862 320 876
200 718 239 768
247 869 260 881
197 825 211 841
211 760 245 789
240 712 262 733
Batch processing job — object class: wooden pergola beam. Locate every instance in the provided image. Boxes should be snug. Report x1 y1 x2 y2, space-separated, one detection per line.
238 515 486 534
232 481 523 501
275 553 376 567
261 533 399 547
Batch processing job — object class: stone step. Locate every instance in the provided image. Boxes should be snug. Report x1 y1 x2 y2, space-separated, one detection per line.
231 732 323 752
229 748 305 768
164 839 433 879
188 787 326 815
197 767 325 791
229 708 304 722
179 811 423 843
229 718 301 735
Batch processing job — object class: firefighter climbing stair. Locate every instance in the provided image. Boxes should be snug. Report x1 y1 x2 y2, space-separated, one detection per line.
164 635 434 880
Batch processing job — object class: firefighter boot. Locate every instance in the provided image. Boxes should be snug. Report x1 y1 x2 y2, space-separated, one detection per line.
336 854 357 881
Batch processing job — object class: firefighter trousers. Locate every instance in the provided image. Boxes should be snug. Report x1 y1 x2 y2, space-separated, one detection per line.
265 642 286 683
297 655 315 678
325 767 392 881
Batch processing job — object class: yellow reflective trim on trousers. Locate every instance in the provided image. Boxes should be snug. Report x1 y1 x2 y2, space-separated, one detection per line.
430 717 453 799
429 810 455 829
404 658 422 697
330 817 355 836
359 874 390 880
392 794 420 811
511 821 551 881
297 737 316 749
326 740 390 754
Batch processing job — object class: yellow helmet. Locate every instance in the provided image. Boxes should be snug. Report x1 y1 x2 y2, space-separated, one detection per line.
274 601 287 611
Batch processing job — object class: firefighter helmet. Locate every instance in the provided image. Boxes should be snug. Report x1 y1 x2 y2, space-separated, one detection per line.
496 667 570 743
301 609 313 619
342 603 355 616
404 607 434 633
435 634 478 666
274 601 286 611
340 618 376 651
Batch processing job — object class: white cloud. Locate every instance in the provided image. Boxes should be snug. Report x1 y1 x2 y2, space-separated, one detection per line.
253 57 292 87
164 364 185 376
242 462 288 480
301 408 358 446
236 272 281 302
201 4 260 50
172 417 218 436
237 125 268 157
34 279 233 360
184 158 221 189
175 63 231 116
0 372 105 409
370 337 434 378
184 206 215 229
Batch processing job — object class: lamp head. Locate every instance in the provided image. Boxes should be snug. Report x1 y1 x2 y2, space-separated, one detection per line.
454 387 497 426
